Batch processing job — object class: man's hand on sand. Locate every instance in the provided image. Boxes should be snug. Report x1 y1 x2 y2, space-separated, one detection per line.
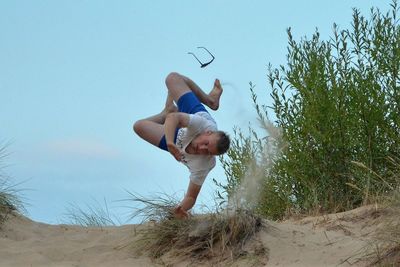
167 143 182 161
173 205 189 219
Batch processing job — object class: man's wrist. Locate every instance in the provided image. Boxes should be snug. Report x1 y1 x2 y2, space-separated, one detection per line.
167 142 176 149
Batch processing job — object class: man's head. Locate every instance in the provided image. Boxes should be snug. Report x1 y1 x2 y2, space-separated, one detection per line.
191 130 230 155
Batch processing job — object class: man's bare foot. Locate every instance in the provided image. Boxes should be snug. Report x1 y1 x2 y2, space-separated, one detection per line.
163 93 178 115
158 102 177 125
208 79 223 110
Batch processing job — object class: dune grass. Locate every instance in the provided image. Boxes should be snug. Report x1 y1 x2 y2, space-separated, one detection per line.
0 144 24 226
63 198 120 227
127 191 266 263
0 179 21 225
366 195 400 266
125 191 180 223
366 157 400 266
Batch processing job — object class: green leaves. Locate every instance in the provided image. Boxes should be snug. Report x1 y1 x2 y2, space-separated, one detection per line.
269 0 400 213
218 0 400 219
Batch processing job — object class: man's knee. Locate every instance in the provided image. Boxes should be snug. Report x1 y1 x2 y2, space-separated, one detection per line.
165 72 182 87
133 120 144 136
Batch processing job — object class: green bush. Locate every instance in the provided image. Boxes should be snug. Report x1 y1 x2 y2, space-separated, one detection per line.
219 1 400 219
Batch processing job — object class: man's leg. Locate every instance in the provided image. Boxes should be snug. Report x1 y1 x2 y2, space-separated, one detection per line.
182 75 223 111
133 93 177 147
165 72 223 110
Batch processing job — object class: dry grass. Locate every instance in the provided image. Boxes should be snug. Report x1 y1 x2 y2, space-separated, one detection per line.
126 191 179 223
63 198 120 227
0 188 17 226
363 157 400 266
367 193 400 266
0 179 25 225
0 144 24 227
127 192 266 263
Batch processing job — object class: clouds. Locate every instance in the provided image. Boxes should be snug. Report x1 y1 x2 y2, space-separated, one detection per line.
45 138 120 160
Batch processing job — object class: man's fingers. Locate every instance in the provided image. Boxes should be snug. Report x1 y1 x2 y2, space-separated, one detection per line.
170 149 180 161
174 152 182 161
168 145 182 161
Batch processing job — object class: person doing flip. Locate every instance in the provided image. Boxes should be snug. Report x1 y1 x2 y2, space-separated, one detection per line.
133 72 230 219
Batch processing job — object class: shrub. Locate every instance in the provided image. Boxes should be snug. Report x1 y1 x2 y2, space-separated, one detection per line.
219 0 400 219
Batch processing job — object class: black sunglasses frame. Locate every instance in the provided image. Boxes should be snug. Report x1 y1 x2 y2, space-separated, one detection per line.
188 47 215 68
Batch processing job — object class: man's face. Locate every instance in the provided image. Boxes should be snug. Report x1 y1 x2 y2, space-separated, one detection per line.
191 131 219 155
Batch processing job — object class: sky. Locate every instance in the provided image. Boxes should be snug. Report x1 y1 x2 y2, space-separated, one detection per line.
0 0 390 224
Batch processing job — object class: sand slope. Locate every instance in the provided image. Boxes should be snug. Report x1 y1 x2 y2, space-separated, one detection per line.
0 205 388 267
262 206 385 266
0 214 150 267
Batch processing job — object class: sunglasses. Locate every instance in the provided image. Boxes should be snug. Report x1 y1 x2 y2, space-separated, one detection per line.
188 47 215 68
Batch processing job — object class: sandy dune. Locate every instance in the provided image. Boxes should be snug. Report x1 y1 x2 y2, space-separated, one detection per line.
0 215 150 267
0 205 388 266
261 206 384 266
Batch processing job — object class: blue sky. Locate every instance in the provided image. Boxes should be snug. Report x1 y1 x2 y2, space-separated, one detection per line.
0 1 389 224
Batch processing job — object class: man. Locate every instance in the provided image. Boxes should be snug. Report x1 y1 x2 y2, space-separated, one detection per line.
133 72 230 219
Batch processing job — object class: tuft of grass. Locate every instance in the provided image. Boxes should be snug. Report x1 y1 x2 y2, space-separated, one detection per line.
0 179 21 225
125 191 179 223
363 157 400 266
0 143 24 226
368 198 400 266
63 198 120 227
127 191 266 263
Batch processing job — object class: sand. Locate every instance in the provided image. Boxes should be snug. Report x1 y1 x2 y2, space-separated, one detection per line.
261 206 385 266
0 205 390 266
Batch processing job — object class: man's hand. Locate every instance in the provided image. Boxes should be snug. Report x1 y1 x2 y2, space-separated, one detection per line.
167 142 182 161
172 205 189 219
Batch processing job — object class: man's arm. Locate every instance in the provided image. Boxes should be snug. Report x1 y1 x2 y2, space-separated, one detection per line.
181 181 201 210
173 181 201 218
164 112 190 161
